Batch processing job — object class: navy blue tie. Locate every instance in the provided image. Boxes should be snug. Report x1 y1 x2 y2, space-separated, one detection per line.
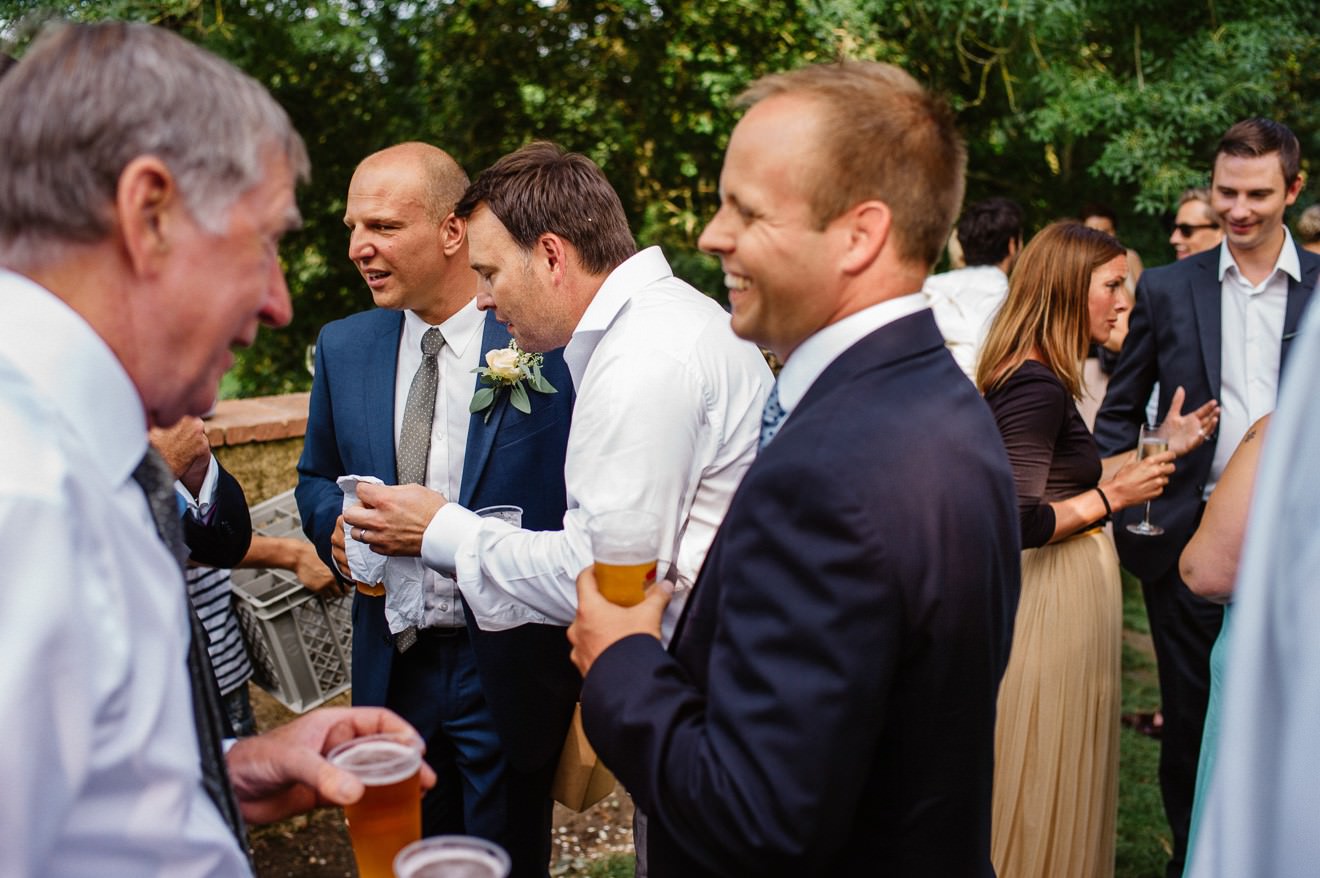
760 382 787 450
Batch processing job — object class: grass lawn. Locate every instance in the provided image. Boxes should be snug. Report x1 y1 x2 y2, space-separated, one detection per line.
1117 568 1174 877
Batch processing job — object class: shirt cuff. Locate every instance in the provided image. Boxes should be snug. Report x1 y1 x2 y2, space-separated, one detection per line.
422 502 483 576
173 454 219 521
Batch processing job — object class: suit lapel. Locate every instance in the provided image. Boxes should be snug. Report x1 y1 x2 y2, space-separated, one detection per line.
671 309 946 650
792 308 947 422
1187 254 1223 398
459 314 512 507
365 311 403 482
1282 245 1319 370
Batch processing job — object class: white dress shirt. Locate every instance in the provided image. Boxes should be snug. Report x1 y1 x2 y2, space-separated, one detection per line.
423 247 771 641
1187 281 1320 878
1209 231 1299 496
392 302 484 628
922 265 1008 381
774 292 932 418
0 270 248 876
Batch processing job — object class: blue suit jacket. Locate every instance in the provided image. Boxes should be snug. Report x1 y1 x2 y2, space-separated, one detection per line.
295 307 578 770
1094 243 1319 581
581 310 1020 877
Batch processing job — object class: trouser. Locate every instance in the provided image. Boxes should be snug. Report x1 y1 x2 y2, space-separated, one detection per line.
220 682 257 737
386 627 508 842
1141 565 1224 878
634 809 648 878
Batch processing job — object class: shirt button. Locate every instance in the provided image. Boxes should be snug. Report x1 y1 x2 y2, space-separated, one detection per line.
440 603 449 611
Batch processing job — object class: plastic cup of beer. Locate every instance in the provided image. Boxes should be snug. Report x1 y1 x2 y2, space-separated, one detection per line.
587 510 660 607
328 733 425 878
393 835 512 878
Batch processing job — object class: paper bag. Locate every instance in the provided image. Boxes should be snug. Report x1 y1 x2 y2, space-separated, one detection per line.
550 703 616 812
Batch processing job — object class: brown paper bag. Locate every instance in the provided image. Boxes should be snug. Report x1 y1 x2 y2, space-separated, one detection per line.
550 703 616 811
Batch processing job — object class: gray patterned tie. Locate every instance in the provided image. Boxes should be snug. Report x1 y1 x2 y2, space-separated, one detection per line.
394 327 444 652
759 382 787 449
132 448 249 852
397 327 445 485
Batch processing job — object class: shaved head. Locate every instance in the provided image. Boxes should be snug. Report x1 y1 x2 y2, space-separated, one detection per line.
356 142 468 222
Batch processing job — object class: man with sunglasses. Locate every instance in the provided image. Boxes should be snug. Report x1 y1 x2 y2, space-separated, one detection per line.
1170 188 1224 260
1095 118 1318 878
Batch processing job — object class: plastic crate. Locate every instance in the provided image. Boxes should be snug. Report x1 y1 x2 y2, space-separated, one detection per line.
232 489 352 713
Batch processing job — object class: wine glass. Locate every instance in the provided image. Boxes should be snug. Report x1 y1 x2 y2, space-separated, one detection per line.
1126 422 1168 536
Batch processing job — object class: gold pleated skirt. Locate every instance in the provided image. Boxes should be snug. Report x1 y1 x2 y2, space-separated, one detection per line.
991 529 1121 878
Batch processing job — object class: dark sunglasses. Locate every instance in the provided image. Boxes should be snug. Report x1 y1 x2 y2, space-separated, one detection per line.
1171 222 1218 237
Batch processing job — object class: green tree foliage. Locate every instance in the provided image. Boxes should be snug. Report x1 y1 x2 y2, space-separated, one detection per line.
3 0 1315 394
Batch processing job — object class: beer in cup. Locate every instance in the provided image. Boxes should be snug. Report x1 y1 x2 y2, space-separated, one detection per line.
328 733 424 878
587 510 660 607
393 835 512 878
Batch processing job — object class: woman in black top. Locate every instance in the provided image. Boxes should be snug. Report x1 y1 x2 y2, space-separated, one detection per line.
976 222 1218 877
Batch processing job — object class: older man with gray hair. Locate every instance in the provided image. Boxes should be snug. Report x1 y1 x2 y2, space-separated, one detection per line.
0 21 429 875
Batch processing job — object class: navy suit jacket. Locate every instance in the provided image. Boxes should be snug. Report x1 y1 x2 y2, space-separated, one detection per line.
581 310 1020 877
183 461 251 569
295 307 578 771
1094 243 1319 581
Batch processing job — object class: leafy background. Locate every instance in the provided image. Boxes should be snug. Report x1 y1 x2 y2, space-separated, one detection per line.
3 0 1316 396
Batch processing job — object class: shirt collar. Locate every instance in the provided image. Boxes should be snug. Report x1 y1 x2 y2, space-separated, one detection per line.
564 246 673 387
776 292 929 414
1218 226 1302 285
0 269 146 488
403 297 485 358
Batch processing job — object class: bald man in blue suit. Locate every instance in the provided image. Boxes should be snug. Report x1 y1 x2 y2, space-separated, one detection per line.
296 143 574 878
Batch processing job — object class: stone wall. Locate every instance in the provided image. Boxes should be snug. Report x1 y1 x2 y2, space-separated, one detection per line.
205 393 308 505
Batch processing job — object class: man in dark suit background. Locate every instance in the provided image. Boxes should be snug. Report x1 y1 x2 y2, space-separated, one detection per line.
295 142 575 877
1094 117 1317 878
567 61 1021 877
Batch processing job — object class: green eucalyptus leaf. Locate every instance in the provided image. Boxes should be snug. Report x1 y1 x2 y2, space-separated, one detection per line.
528 374 557 394
510 382 531 414
469 387 496 413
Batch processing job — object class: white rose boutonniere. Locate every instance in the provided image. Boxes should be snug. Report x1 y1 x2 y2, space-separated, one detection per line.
470 340 558 422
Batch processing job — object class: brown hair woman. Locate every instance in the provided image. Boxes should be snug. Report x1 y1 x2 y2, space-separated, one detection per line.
978 222 1219 877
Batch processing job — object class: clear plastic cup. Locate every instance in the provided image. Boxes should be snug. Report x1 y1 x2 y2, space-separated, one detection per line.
392 835 512 878
327 733 424 878
587 510 660 607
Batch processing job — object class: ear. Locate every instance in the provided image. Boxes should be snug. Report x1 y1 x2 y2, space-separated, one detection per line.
440 212 466 257
535 232 572 284
1286 170 1305 205
116 155 178 277
837 200 891 275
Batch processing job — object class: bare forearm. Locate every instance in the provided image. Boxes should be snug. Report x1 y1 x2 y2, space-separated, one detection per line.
1046 488 1111 542
1047 448 1171 543
1180 415 1269 601
238 535 299 570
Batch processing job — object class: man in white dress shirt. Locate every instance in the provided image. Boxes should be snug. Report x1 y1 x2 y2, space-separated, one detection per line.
345 140 772 643
1094 117 1317 878
0 22 428 875
922 196 1023 379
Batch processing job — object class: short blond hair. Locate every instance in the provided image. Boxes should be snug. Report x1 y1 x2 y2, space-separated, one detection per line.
737 61 966 269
